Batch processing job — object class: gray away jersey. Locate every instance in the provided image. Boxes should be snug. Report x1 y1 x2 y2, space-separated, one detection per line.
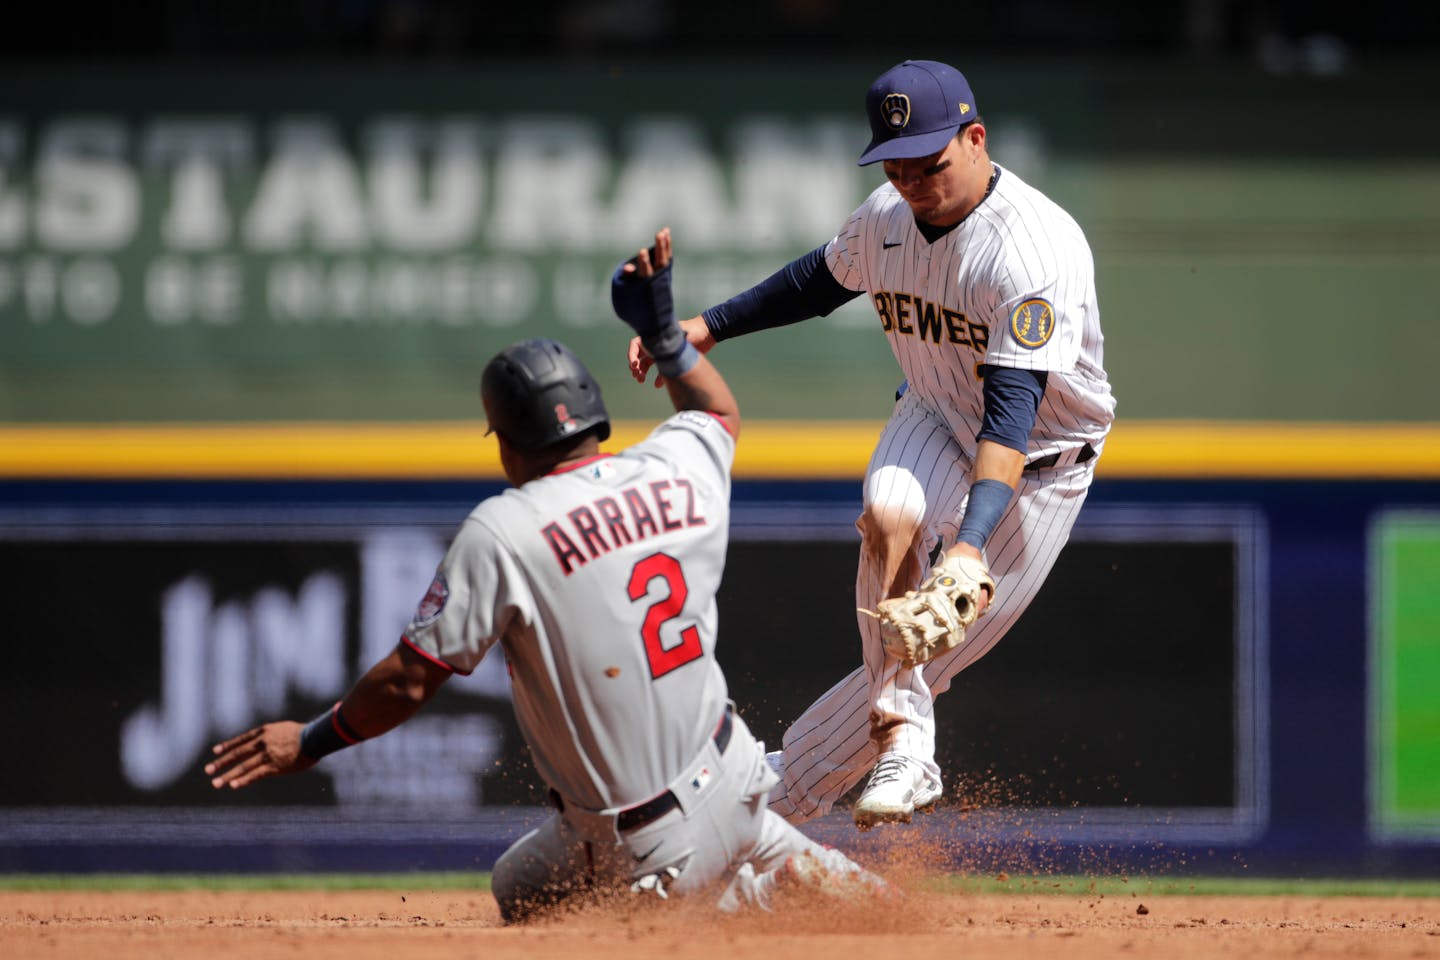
404 411 735 811
825 164 1116 461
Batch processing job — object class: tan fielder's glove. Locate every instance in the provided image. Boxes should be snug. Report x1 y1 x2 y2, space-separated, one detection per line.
861 554 996 666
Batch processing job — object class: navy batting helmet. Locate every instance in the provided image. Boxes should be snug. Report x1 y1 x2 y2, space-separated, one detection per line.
481 338 611 452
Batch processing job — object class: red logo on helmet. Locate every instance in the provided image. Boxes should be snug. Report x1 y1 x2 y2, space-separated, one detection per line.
555 403 572 425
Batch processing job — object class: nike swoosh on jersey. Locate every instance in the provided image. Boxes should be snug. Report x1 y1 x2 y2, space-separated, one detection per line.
882 241 902 249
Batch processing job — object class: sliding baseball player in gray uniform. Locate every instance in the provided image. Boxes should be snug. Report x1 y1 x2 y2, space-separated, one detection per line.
206 228 880 919
628 61 1116 829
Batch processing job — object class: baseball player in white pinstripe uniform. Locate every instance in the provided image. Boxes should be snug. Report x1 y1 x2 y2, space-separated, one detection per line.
628 61 1116 828
206 229 884 916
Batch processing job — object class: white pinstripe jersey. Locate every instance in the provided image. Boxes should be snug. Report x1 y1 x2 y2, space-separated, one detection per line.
402 411 735 812
825 164 1115 461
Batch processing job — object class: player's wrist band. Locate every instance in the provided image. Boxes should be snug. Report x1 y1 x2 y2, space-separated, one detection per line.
653 341 700 380
643 325 700 380
298 702 365 760
956 478 1015 550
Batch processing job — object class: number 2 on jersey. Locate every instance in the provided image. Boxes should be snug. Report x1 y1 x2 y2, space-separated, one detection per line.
627 552 703 678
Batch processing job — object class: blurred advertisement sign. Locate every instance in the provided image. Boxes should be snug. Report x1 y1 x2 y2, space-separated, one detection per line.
2 518 520 811
0 98 880 422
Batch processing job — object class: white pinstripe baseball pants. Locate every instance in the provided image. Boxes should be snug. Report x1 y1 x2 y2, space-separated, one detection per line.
769 391 1098 824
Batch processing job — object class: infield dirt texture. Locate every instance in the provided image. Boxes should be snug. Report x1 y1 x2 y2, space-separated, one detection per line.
6 881 1438 959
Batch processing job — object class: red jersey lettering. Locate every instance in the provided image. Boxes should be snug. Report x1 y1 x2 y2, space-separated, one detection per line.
568 505 610 559
594 496 633 547
674 478 705 527
541 521 587 575
650 481 683 531
624 487 660 539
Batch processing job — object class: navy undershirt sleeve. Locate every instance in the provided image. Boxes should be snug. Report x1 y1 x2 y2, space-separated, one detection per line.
975 366 1047 453
702 245 862 342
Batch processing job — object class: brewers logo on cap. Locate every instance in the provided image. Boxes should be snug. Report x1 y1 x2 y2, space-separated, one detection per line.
881 93 911 130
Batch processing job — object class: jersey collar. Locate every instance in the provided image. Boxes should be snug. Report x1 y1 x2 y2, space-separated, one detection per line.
547 452 615 476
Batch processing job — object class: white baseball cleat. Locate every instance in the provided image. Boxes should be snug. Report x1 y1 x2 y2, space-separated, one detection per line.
852 753 941 828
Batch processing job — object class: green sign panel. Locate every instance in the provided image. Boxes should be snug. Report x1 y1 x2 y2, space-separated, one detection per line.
1371 513 1440 838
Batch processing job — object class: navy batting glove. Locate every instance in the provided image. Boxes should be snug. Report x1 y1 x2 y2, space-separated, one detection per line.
612 256 698 379
611 258 675 339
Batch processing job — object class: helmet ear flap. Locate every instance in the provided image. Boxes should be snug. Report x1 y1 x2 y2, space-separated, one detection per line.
481 339 611 452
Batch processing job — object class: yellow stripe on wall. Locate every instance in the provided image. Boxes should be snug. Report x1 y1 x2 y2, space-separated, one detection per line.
2 420 1439 480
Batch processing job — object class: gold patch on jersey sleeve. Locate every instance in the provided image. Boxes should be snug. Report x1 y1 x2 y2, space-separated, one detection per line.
1009 298 1055 349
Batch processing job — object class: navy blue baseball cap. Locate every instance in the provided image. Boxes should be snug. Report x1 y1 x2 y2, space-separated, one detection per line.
858 60 978 166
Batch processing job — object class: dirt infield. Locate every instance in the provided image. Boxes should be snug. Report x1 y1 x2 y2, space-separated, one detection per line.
6 886 1439 960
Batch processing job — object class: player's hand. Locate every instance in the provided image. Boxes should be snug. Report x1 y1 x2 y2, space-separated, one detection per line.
205 721 315 790
620 225 673 279
613 227 677 341
616 227 714 386
949 543 993 617
862 549 995 666
627 317 716 387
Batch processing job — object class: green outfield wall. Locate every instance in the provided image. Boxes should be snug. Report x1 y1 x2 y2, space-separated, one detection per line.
3 59 1438 425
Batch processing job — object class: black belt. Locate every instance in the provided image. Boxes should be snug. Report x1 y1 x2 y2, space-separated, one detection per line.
550 705 735 832
1024 442 1095 473
617 705 733 831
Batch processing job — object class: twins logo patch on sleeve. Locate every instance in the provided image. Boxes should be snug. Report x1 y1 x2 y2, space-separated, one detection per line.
1009 298 1055 349
411 573 449 627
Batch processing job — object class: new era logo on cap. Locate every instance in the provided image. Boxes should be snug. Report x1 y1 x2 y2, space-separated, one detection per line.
859 59 978 166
